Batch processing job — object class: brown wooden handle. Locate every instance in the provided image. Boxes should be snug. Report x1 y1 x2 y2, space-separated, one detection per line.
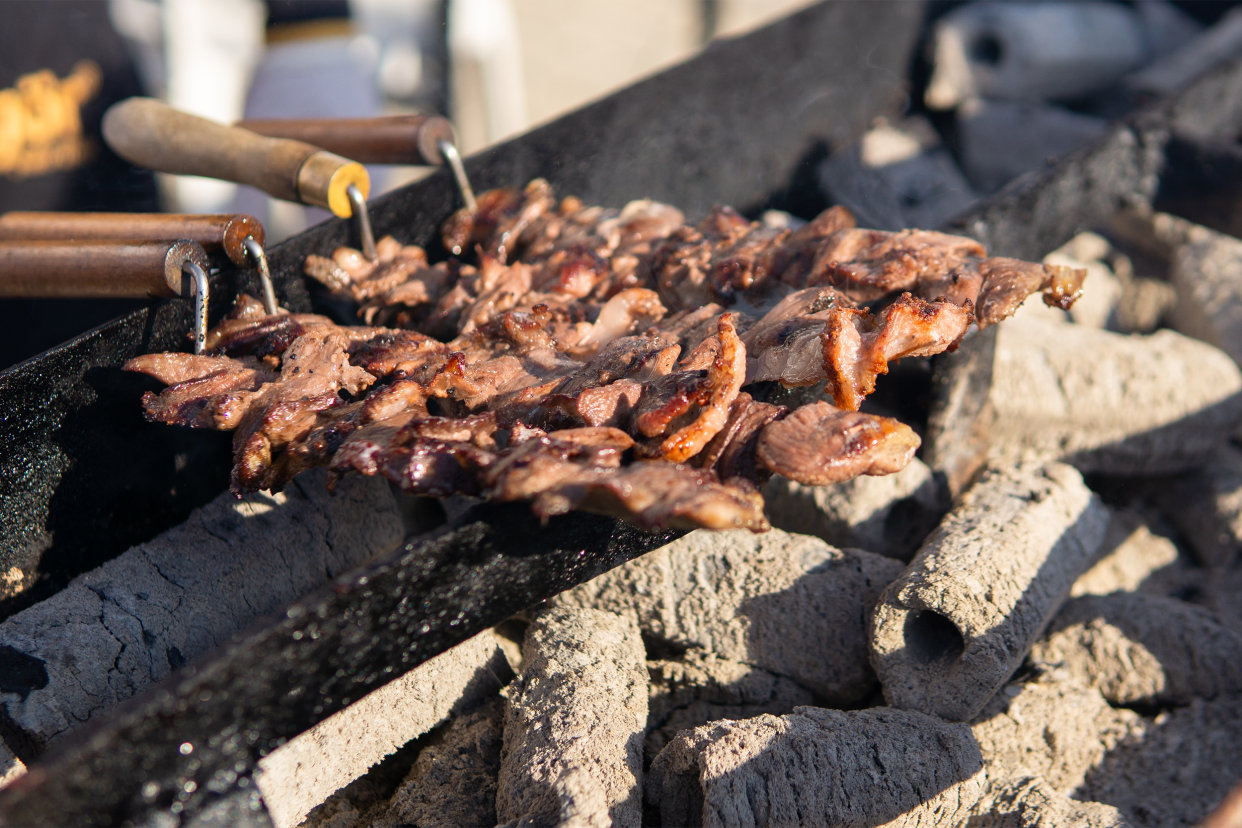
237 115 456 166
0 239 209 298
0 212 264 266
102 98 369 217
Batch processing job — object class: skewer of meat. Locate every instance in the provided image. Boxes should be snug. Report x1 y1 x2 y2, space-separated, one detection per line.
127 181 1084 532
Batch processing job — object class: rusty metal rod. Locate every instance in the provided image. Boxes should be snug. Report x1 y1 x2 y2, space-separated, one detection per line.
237 114 456 167
0 212 264 267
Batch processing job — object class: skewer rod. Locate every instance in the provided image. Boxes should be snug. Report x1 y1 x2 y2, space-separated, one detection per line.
238 115 455 166
0 212 264 267
347 184 378 262
0 239 209 298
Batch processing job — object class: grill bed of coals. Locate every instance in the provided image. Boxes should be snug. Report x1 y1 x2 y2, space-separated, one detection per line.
6 2 1242 826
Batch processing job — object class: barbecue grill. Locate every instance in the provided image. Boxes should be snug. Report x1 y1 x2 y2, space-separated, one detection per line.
2 1 1241 823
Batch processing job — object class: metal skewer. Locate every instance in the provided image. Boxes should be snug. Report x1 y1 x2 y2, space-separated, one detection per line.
242 235 278 314
183 258 210 354
346 183 378 262
437 138 478 212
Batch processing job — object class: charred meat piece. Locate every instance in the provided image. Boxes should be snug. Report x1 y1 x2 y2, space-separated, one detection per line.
822 292 973 410
303 235 455 328
746 290 971 410
484 427 633 503
368 438 496 497
349 331 448 383
808 228 987 302
974 259 1086 328
441 179 557 263
570 288 667 355
694 392 787 484
564 461 769 532
125 353 278 430
441 186 527 258
648 206 754 311
745 288 849 387
229 330 377 493
204 295 339 356
756 401 919 485
912 261 984 309
632 313 746 462
289 379 430 473
330 411 501 496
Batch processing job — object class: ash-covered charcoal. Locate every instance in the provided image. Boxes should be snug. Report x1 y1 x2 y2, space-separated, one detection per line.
644 651 815 768
371 697 505 828
647 707 986 828
1155 444 1242 568
989 316 1242 475
128 180 1081 531
969 775 1130 828
870 462 1111 722
1078 693 1242 828
1031 592 1242 708
497 606 647 828
552 528 904 705
1070 510 1183 598
969 673 1143 797
763 457 944 561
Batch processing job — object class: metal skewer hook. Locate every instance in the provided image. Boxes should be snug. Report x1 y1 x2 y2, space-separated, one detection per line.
438 139 477 212
183 259 210 355
242 236 278 315
346 183 377 262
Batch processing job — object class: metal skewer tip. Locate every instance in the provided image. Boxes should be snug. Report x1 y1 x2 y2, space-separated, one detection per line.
346 183 377 262
438 139 477 213
242 236 278 315
182 259 210 355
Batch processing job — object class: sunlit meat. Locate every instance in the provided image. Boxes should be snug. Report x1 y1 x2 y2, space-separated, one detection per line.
129 178 1085 532
975 259 1086 327
756 401 921 484
125 353 277 429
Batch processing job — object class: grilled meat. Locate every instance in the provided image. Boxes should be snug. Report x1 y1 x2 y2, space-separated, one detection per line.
128 180 1083 532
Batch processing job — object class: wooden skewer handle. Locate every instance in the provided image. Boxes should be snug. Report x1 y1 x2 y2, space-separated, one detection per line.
0 212 264 267
0 239 209 298
237 114 456 166
102 98 369 218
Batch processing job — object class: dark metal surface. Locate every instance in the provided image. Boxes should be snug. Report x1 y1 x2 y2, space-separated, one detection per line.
944 59 1242 261
1153 132 1242 239
0 505 682 826
0 0 923 615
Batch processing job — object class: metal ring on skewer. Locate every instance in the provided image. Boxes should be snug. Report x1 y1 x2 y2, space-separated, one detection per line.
242 236 278 315
183 259 210 355
437 139 478 212
346 183 377 262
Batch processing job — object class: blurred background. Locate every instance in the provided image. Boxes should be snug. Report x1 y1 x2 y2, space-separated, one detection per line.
2 0 1242 367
